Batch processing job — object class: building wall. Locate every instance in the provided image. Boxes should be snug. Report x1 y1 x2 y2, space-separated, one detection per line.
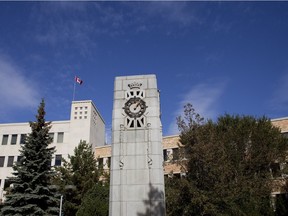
271 117 288 133
0 100 105 202
69 100 105 149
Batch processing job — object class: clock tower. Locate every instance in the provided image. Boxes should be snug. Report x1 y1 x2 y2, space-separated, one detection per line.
109 75 165 216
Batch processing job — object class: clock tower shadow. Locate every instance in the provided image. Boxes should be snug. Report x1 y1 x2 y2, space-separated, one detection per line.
137 183 166 216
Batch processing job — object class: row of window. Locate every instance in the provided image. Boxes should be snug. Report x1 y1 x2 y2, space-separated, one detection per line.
0 155 62 168
74 116 87 120
92 110 98 125
96 151 182 168
1 134 25 145
1 132 64 145
75 111 88 115
96 150 179 168
75 106 88 110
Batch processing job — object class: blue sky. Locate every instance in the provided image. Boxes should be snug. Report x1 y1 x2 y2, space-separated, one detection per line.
0 2 288 139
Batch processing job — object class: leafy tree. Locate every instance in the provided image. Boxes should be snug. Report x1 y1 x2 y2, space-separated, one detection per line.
165 177 194 216
76 183 109 216
53 140 104 216
172 103 288 216
1 99 59 215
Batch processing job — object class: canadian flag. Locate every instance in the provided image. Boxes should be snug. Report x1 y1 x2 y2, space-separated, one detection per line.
75 76 83 85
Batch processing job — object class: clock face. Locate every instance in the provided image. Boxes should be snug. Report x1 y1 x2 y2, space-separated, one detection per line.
124 97 147 118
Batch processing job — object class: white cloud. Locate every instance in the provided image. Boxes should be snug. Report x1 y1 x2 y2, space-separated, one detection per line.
0 56 39 113
32 2 203 52
142 2 201 26
167 81 226 135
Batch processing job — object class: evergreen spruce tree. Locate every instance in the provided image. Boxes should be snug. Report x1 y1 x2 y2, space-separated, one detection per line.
1 99 59 216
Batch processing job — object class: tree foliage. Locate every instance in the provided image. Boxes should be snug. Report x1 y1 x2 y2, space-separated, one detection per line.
167 103 288 216
165 177 194 216
53 140 106 216
76 183 109 216
1 99 59 215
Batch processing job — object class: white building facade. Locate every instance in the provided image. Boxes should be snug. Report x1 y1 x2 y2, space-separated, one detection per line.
0 100 105 202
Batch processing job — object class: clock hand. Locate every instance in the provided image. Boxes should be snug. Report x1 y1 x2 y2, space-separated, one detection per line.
134 101 141 110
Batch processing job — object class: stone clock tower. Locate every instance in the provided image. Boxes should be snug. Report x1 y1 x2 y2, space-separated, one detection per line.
109 75 165 216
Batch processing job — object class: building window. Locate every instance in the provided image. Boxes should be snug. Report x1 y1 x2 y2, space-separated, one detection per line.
163 149 168 161
49 133 54 143
20 134 26 144
57 132 64 143
17 156 23 163
80 111 82 114
11 134 17 145
0 156 5 167
85 106 88 110
107 157 111 168
173 148 180 160
85 111 87 114
79 116 82 119
7 156 14 167
75 112 77 115
74 116 77 119
4 179 12 190
80 107 83 110
84 116 87 119
75 107 78 110
2 135 8 145
55 155 62 166
98 158 103 167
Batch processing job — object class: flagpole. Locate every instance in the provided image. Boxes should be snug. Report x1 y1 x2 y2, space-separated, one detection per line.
73 77 76 101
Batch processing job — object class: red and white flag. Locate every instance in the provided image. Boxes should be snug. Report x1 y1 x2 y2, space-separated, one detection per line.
75 76 83 85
